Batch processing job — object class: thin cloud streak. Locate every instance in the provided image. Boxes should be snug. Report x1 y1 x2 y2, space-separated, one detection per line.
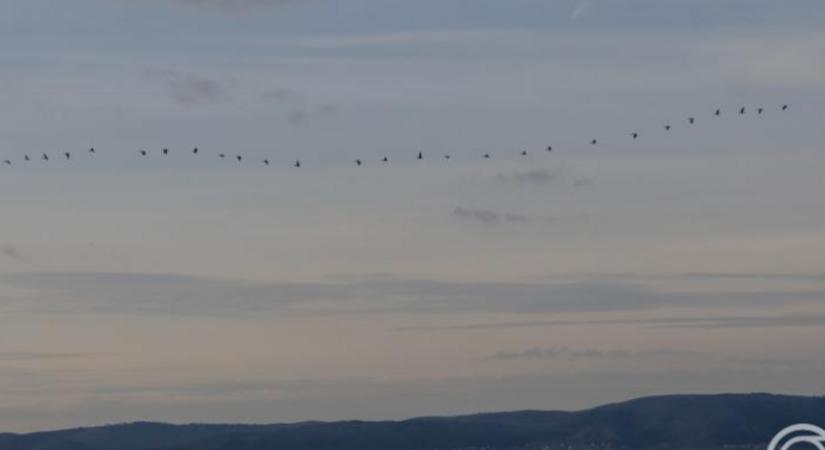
399 314 825 332
1 272 823 318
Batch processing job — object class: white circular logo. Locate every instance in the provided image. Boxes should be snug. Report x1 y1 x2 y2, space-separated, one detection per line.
768 424 825 450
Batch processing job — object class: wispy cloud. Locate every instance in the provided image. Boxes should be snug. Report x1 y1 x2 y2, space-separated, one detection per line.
144 69 226 106
495 169 558 187
1 272 823 318
453 207 531 225
169 0 299 13
1 245 30 263
482 346 697 362
0 352 97 362
400 314 825 332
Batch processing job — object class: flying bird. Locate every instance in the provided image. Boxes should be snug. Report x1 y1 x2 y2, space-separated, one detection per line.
688 117 695 125
521 151 528 156
444 155 451 160
263 159 270 166
782 104 789 111
3 160 10 166
418 152 423 160
64 152 71 160
547 146 553 152
162 148 169 155
139 150 147 156
739 107 746 115
89 148 95 154
715 109 721 116
236 155 242 162
218 153 226 158
632 132 639 139
24 155 30 161
591 139 597 145
193 148 199 154
42 153 49 161
294 160 301 168
483 153 491 159
664 125 671 131
757 107 764 114
382 157 389 163
355 159 362 166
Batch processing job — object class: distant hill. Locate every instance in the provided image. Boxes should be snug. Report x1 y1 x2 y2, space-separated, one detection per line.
1 394 824 450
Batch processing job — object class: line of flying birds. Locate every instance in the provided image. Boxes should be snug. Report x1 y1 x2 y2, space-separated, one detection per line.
2 104 790 168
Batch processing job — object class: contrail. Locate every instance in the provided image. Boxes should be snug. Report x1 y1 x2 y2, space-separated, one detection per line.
571 0 591 20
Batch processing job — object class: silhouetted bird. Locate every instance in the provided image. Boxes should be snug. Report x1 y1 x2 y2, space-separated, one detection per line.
664 125 671 131
715 109 721 116
64 152 71 160
688 117 695 124
418 152 423 160
591 139 597 145
3 160 10 166
236 155 242 162
24 155 30 161
739 107 746 115
757 108 764 114
547 146 553 152
162 148 169 155
139 150 147 156
294 160 301 168
263 159 270 166
218 153 226 159
521 151 528 156
193 148 199 154
483 153 491 159
632 132 639 139
782 105 789 111
89 148 95 154
444 155 451 160
42 153 49 161
382 157 389 163
355 159 362 166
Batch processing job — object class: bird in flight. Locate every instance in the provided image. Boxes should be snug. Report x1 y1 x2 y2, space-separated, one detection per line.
632 132 639 139
757 108 764 115
24 155 30 161
42 153 49 161
688 117 695 125
263 159 270 166
444 155 451 160
193 148 199 155
739 107 746 115
355 159 362 167
139 150 147 156
591 139 598 145
3 160 10 166
218 153 226 159
664 125 672 131
546 146 553 152
715 109 721 116
294 160 301 168
483 153 491 159
236 155 242 162
89 148 95 154
64 152 71 160
382 157 389 163
418 152 423 160
782 104 789 111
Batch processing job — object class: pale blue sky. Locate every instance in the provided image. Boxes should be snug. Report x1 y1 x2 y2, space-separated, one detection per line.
0 0 824 432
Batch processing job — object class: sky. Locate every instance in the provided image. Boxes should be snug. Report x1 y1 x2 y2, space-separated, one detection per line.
1 0 825 433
